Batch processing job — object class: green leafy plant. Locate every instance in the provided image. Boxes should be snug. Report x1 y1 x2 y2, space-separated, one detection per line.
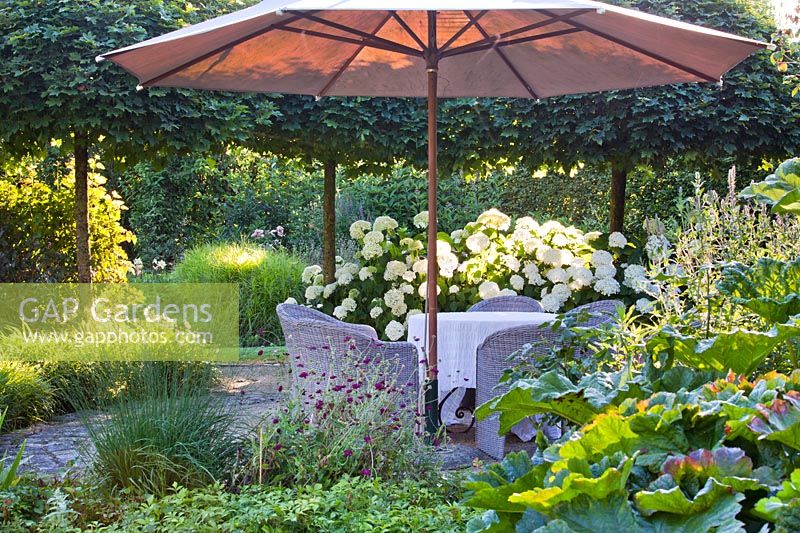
741 158 800 215
718 257 800 324
0 408 25 491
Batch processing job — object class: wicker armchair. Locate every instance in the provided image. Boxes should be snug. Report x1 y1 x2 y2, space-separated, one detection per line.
276 304 418 400
468 295 544 313
568 300 624 327
277 304 380 395
475 323 562 460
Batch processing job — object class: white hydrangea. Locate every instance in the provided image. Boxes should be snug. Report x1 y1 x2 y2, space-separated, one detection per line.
373 216 398 232
546 267 569 284
477 208 511 231
594 277 621 296
523 263 546 285
412 259 428 274
540 220 566 234
608 232 628 248
551 233 569 247
623 264 648 290
385 320 405 341
551 283 572 301
583 231 602 244
540 247 562 266
399 283 414 295
384 289 405 309
594 264 617 280
478 281 501 300
323 283 338 298
501 254 521 272
466 232 490 254
336 271 353 285
341 298 357 312
384 260 407 281
437 240 452 255
439 253 459 278
449 285 460 294
305 285 324 301
540 293 564 313
591 250 614 267
498 289 517 297
450 229 467 243
301 265 322 284
361 243 383 260
333 306 348 320
515 216 539 232
413 211 429 229
567 266 594 288
522 237 544 254
370 306 383 319
349 220 371 239
359 267 373 281
636 298 655 314
363 230 384 245
402 271 416 282
391 301 408 316
417 284 441 298
312 274 324 286
510 274 525 291
400 237 424 251
284 297 298 305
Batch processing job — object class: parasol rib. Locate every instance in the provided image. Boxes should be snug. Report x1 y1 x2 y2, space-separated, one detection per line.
317 13 394 97
286 11 423 54
390 11 427 50
139 12 311 87
539 9 719 82
439 10 488 52
467 12 540 99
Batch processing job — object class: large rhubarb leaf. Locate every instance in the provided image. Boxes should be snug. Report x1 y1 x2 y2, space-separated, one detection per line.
740 157 800 215
646 324 800 375
465 451 549 514
748 390 800 450
509 456 634 514
476 370 645 434
718 257 800 323
549 493 644 533
643 493 745 533
753 468 800 522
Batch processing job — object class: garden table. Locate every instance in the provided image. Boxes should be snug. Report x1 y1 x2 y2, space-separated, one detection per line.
407 311 556 436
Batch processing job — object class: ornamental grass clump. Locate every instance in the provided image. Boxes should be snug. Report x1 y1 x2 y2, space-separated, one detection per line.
249 341 435 487
303 209 649 341
81 363 242 497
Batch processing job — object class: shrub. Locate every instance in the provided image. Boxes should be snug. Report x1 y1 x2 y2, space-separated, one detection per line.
303 209 648 340
249 344 435 488
0 152 135 282
0 362 55 430
81 363 240 496
171 241 306 345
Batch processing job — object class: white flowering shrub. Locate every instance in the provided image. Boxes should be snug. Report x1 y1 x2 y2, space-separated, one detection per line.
303 209 648 340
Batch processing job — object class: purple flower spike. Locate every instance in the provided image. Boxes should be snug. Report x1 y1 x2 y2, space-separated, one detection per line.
364 435 372 444
274 443 283 451
298 371 309 378
344 449 353 458
361 468 372 477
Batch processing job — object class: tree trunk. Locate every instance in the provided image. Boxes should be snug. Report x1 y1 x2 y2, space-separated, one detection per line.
609 163 628 234
322 159 337 284
74 131 92 283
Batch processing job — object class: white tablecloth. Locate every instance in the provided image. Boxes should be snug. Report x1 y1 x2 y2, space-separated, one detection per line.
407 311 557 436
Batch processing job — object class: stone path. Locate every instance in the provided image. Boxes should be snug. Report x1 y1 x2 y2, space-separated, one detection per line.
0 362 499 476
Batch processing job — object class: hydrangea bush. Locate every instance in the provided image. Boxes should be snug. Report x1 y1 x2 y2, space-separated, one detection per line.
303 209 649 340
